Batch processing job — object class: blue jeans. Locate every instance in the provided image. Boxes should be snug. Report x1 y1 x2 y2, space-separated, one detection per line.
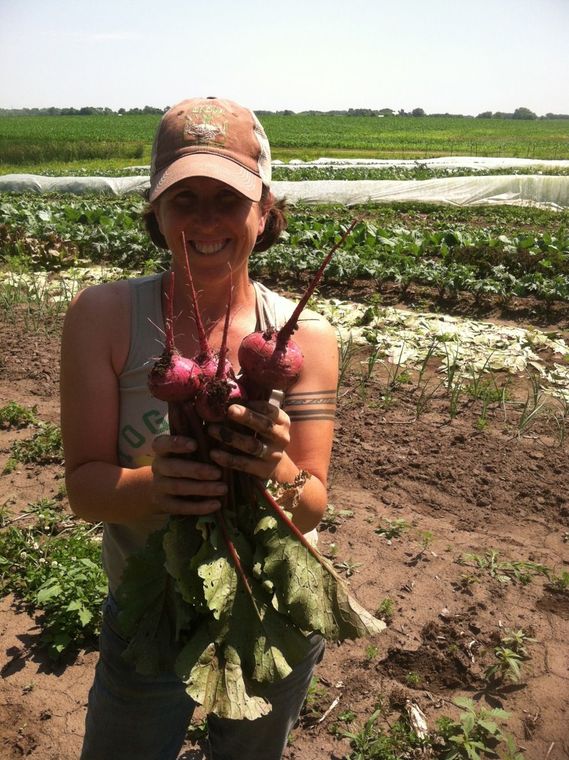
81 595 324 760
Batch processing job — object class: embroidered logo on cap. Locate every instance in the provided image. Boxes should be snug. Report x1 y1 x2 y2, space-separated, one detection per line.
183 105 227 146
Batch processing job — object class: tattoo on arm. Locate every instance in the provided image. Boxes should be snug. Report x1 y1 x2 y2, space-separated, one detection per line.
284 390 337 422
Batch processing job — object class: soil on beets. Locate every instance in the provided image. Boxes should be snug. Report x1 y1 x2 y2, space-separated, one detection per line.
1 290 568 760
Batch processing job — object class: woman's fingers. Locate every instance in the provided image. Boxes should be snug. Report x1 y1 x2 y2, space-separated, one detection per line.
210 447 280 478
152 434 197 456
225 402 283 436
207 423 276 458
151 433 227 515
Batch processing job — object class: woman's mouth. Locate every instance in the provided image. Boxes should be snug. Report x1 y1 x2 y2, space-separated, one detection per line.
190 239 228 255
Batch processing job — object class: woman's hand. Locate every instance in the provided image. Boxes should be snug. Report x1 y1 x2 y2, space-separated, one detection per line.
151 435 227 516
207 401 291 480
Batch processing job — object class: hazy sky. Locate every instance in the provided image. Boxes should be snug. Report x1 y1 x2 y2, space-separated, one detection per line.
1 0 568 115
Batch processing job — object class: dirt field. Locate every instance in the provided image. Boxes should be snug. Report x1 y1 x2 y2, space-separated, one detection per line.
1 285 568 760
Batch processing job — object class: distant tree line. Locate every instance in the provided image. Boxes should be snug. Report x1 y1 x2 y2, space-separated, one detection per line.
1 105 567 119
0 106 167 117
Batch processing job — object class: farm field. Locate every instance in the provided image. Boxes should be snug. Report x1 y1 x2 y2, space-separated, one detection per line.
2 114 569 171
1 188 569 759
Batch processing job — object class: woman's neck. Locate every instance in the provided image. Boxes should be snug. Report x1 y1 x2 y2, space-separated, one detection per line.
164 262 257 360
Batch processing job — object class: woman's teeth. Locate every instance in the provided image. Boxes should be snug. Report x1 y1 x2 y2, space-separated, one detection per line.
191 240 227 255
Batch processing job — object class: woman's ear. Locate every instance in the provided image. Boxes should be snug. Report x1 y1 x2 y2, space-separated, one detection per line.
257 205 269 237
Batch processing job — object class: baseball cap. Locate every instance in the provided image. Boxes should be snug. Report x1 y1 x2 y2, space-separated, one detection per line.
149 97 271 203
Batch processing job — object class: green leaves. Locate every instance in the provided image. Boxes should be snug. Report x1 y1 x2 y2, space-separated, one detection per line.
256 513 384 640
116 487 383 720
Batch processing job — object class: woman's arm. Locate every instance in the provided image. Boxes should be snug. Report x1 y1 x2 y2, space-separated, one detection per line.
61 282 225 524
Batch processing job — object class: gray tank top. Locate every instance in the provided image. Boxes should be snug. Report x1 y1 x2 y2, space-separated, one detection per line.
103 273 295 594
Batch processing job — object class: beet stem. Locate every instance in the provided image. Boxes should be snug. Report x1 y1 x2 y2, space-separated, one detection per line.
182 399 261 614
164 270 175 354
277 219 359 348
181 231 210 357
215 269 232 381
254 479 344 582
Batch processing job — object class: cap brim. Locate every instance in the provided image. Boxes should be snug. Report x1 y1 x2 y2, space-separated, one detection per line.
149 153 263 203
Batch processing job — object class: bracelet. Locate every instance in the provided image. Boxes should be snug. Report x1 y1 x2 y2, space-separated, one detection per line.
267 469 311 512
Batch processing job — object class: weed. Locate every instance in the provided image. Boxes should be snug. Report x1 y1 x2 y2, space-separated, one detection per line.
376 597 395 624
0 401 39 429
500 628 536 658
302 676 329 721
320 504 354 530
545 570 569 594
485 646 524 684
435 697 523 759
341 705 425 760
375 518 409 541
3 422 63 473
404 671 422 687
334 558 362 577
365 644 380 661
0 518 106 658
516 373 548 436
460 550 549 585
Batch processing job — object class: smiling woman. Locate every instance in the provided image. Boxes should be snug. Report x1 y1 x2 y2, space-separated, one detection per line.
60 97 340 760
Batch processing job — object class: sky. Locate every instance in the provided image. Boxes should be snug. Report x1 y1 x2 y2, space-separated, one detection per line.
1 0 568 116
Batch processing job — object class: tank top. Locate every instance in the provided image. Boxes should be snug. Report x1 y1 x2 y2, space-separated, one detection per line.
103 273 297 594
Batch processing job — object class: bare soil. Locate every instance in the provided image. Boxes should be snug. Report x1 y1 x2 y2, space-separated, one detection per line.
1 293 568 760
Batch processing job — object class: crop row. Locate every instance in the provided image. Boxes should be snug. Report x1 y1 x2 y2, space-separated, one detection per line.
1 195 568 303
2 114 569 165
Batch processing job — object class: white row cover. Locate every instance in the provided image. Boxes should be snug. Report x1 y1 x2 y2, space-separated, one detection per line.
0 174 149 196
0 173 568 209
274 175 569 209
275 156 569 170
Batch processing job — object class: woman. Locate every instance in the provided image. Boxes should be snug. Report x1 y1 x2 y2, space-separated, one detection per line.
61 97 338 759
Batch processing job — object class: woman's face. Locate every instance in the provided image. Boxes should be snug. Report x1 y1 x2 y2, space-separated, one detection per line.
153 176 267 278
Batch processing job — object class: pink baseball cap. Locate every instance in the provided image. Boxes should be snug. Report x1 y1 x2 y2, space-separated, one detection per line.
149 97 271 203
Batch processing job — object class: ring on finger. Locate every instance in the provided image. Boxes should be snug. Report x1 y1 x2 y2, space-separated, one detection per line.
253 439 269 459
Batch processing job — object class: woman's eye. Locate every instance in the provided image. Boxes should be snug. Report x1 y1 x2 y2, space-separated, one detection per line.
218 190 241 206
172 192 196 206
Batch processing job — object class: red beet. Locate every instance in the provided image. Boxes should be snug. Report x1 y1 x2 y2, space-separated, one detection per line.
147 271 201 403
238 221 358 392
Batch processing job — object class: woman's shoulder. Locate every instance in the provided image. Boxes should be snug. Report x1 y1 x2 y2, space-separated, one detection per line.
66 273 162 323
252 280 335 339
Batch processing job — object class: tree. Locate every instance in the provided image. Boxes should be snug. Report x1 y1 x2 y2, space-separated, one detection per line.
476 111 493 119
512 107 537 120
411 107 425 117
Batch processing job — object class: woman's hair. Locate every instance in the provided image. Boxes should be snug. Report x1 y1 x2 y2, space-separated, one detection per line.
142 186 287 253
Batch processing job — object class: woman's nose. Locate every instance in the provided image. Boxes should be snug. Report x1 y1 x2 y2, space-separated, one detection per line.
193 198 219 229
